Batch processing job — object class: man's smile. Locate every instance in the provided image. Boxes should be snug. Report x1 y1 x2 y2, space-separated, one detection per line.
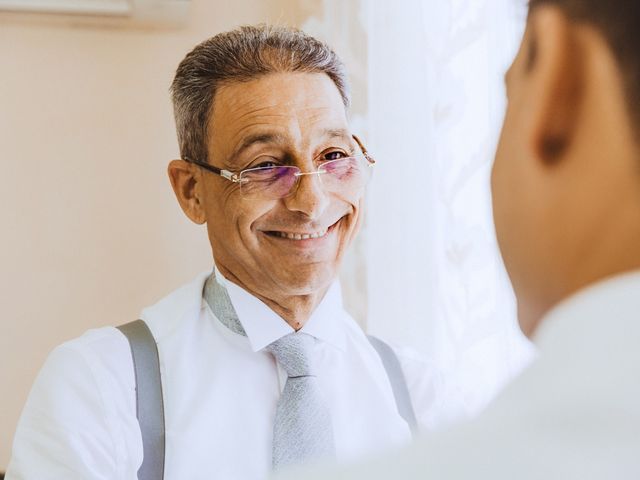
259 217 344 244
270 228 329 240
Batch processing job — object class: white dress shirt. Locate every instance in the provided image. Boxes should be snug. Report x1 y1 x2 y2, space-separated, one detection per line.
7 271 456 480
282 270 640 480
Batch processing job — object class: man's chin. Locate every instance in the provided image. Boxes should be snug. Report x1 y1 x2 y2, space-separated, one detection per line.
267 265 337 296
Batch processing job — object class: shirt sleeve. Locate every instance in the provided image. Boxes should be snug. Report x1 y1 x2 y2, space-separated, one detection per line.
6 332 139 480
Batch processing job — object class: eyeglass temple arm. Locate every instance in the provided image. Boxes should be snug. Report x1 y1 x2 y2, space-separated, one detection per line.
352 135 376 165
183 157 239 181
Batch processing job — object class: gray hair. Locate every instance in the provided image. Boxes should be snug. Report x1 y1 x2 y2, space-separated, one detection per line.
170 24 351 163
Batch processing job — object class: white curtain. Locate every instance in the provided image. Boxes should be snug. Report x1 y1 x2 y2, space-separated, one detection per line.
305 0 536 415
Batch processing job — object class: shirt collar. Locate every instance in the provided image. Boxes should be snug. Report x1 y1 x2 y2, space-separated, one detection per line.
533 269 640 351
213 266 348 353
299 281 348 352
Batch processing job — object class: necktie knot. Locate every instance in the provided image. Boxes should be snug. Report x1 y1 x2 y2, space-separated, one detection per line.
267 332 317 378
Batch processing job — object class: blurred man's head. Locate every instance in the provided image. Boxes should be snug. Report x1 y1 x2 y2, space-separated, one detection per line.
167 26 373 326
492 1 640 336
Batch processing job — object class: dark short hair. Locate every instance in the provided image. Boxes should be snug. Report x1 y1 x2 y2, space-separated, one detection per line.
170 24 350 163
529 0 640 125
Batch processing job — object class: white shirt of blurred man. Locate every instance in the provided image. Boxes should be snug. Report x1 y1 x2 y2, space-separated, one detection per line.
279 2 640 479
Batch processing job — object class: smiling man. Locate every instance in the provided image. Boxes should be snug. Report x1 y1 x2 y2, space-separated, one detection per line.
6 26 455 480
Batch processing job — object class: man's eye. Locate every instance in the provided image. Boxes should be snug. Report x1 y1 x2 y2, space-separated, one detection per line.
255 162 277 169
323 150 348 161
251 158 281 169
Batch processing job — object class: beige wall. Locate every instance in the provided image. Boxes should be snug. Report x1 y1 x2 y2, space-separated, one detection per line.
0 0 321 467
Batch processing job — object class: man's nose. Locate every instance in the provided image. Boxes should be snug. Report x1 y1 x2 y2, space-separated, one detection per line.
283 172 329 219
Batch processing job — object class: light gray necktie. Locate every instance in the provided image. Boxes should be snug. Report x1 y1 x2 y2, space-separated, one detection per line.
266 332 335 469
203 273 335 470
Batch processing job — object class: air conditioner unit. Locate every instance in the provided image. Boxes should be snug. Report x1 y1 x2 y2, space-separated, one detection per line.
0 0 189 27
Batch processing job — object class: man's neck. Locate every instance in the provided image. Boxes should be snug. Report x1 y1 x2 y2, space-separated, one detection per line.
521 260 640 339
216 264 330 331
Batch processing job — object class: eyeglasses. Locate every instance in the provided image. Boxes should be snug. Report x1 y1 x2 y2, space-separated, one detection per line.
184 135 376 199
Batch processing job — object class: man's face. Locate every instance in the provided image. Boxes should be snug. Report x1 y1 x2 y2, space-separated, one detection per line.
491 24 551 334
198 72 363 299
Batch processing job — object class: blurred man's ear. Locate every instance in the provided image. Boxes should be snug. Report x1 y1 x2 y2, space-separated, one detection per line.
168 160 207 225
526 5 582 165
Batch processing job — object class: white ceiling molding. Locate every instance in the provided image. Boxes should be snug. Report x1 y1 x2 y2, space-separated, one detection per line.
0 0 132 16
0 0 189 27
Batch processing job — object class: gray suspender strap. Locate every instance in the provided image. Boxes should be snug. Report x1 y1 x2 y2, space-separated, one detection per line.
367 335 418 433
117 320 166 480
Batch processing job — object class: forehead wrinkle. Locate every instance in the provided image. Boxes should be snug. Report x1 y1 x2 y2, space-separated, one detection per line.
216 106 290 136
210 89 290 135
230 118 289 143
232 103 289 122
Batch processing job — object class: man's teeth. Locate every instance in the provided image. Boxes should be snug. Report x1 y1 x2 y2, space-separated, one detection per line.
274 228 329 240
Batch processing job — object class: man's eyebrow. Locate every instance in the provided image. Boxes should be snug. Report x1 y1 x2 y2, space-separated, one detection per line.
321 128 352 143
230 132 287 162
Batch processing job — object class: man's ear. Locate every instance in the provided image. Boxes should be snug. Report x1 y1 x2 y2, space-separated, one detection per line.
527 5 582 164
167 160 207 225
